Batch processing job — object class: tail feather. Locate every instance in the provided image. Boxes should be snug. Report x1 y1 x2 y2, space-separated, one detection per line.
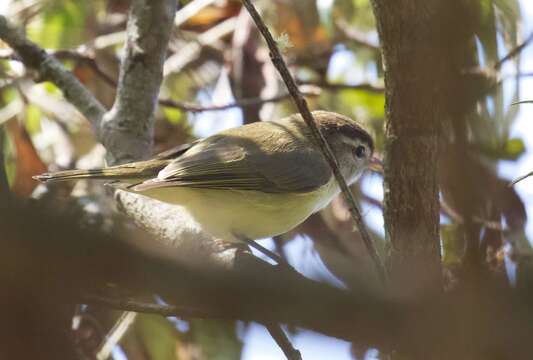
33 159 170 183
33 168 127 183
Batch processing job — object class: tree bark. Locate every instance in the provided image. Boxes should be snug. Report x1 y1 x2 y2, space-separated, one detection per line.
101 0 177 165
370 0 455 295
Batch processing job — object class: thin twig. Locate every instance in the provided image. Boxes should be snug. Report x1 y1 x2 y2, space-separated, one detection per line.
298 79 384 94
512 100 533 105
159 85 321 112
97 311 137 360
82 294 216 318
241 0 386 283
334 19 380 52
52 49 118 88
2 47 118 88
510 171 533 186
0 16 107 134
494 31 533 70
266 322 302 360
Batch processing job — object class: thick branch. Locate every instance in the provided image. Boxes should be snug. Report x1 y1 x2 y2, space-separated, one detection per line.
0 16 106 134
5 201 533 359
101 0 177 165
240 0 386 283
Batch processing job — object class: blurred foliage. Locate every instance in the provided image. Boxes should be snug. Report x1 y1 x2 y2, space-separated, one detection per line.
1 0 533 358
123 315 242 360
27 0 92 48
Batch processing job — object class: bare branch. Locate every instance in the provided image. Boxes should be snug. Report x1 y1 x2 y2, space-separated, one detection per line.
494 31 533 70
83 294 215 318
240 0 386 283
101 0 177 165
334 19 380 52
0 16 106 134
266 323 302 360
510 171 533 186
297 79 385 94
158 85 321 112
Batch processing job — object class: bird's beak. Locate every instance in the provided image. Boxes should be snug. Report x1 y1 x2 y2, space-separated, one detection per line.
368 156 383 174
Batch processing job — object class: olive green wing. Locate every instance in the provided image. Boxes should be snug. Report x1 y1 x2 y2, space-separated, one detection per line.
133 133 332 194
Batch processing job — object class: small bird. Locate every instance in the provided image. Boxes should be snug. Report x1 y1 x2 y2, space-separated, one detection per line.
35 111 375 248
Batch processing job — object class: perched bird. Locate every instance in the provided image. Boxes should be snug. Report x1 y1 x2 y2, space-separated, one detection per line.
35 111 374 248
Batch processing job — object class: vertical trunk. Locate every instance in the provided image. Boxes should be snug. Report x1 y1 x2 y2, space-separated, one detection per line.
370 1 476 295
0 128 9 203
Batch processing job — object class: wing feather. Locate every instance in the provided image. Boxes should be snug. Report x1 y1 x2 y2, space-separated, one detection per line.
134 121 332 193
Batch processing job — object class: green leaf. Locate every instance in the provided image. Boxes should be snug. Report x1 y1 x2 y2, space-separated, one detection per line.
441 224 466 267
477 137 525 160
338 89 385 119
134 314 181 360
27 0 89 49
503 138 526 159
190 320 242 360
163 107 184 125
25 105 41 135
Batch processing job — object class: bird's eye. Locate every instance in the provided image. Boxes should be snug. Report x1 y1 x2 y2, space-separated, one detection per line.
355 145 367 159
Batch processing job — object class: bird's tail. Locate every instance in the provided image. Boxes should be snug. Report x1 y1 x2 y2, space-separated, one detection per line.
33 159 168 183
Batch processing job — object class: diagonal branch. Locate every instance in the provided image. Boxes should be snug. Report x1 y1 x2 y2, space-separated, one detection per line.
0 16 106 135
240 0 386 283
494 31 533 70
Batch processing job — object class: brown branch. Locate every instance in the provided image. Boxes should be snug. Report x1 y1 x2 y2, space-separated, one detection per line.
510 170 533 186
297 79 384 93
240 0 386 283
6 200 533 358
0 16 106 134
494 31 533 70
52 50 118 88
334 19 380 52
82 294 216 318
158 85 321 112
1 48 118 88
266 323 302 360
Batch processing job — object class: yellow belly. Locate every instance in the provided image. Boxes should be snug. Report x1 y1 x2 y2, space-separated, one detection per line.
136 179 338 242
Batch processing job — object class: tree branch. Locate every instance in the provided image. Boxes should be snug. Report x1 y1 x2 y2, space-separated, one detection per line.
240 0 386 283
5 200 533 358
266 323 302 360
334 19 380 52
0 16 106 135
158 85 321 112
83 294 214 318
101 0 177 165
297 79 385 93
494 31 533 70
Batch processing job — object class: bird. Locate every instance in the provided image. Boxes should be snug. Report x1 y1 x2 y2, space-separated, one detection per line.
34 110 375 254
